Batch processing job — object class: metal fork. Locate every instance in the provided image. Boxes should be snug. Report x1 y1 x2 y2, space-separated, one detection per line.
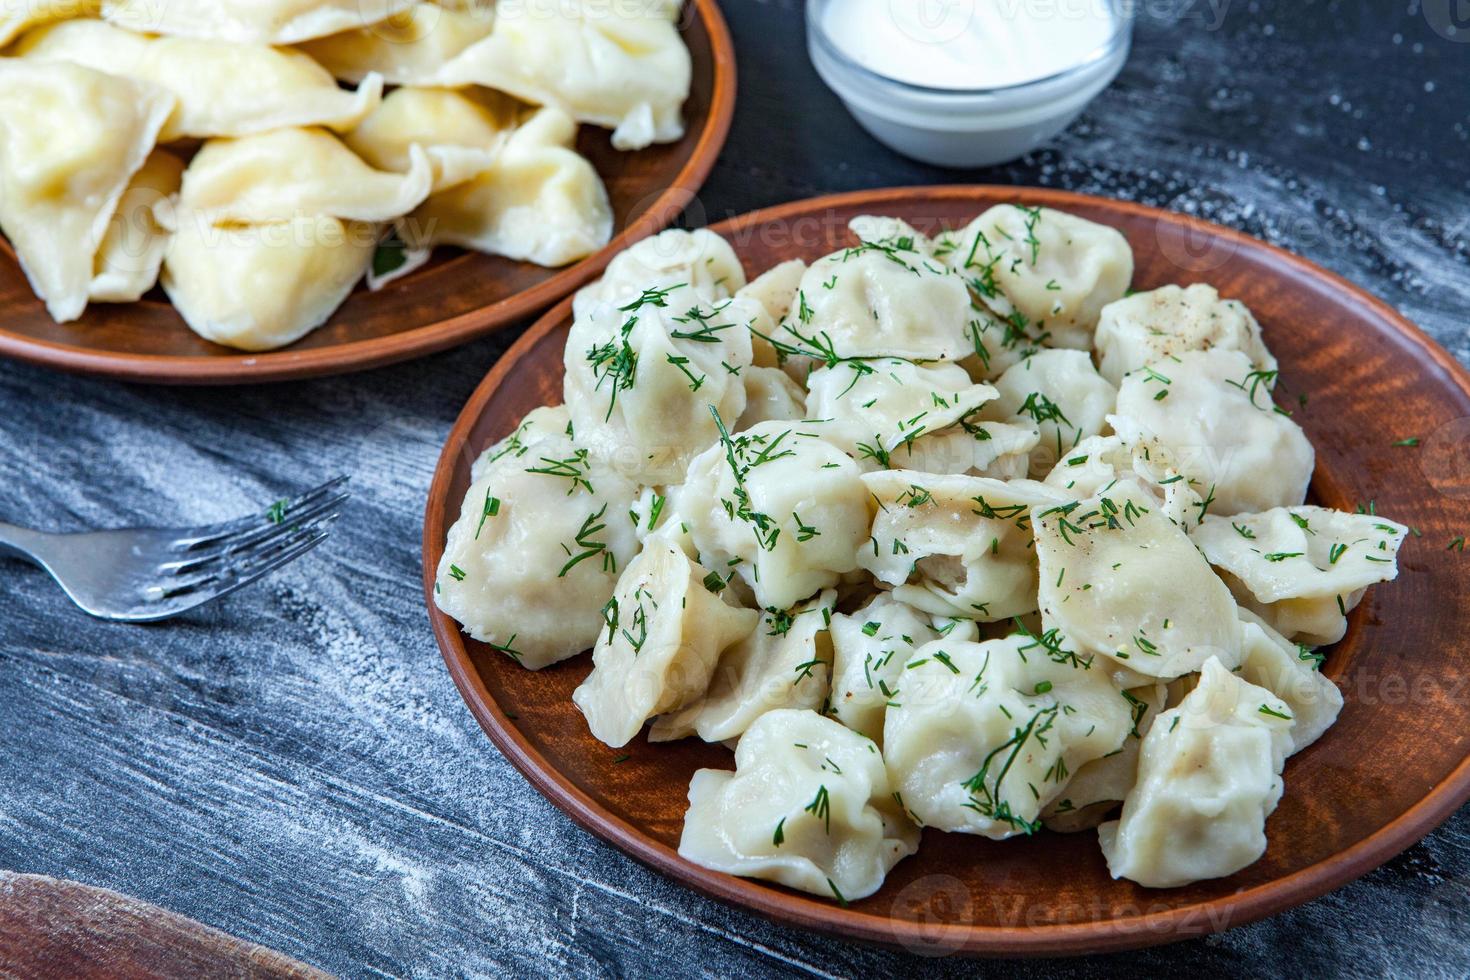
0 477 349 623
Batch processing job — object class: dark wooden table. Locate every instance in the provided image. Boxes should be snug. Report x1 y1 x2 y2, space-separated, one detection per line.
1 1 1467 975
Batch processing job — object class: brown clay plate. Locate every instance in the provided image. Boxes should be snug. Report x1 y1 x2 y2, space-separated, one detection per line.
0 0 735 385
423 186 1470 956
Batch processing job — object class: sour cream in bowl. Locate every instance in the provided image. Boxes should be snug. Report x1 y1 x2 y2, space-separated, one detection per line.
808 0 1134 167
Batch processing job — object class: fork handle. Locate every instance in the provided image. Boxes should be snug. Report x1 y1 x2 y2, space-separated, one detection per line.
0 522 43 565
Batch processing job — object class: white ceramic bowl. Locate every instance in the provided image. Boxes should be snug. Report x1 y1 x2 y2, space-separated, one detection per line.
807 0 1134 168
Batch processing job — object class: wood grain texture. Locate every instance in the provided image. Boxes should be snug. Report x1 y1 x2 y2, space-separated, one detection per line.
423 186 1470 956
0 0 736 385
0 874 326 979
0 1 1467 975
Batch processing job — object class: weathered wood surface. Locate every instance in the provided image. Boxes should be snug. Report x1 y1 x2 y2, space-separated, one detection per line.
0 1 1466 975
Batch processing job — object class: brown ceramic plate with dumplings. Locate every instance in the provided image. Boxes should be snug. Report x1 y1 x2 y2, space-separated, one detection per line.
0 0 735 385
423 186 1470 956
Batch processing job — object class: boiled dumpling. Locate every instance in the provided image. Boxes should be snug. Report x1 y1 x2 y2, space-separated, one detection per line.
0 60 174 323
678 421 871 610
573 228 746 321
1098 656 1295 887
739 259 808 358
651 591 837 744
397 105 612 267
435 0 690 150
179 127 433 225
858 470 1071 622
1110 349 1314 517
1042 682 1169 833
572 541 758 747
468 404 571 482
828 592 940 744
678 708 919 902
101 0 414 44
736 367 807 431
980 349 1118 477
17 20 385 141
296 2 495 85
773 225 974 362
563 283 757 484
161 213 378 350
345 86 509 192
1043 434 1207 528
805 359 998 455
1236 610 1342 753
945 205 1133 350
957 301 1048 383
90 149 184 303
1033 479 1242 678
1094 283 1277 387
883 635 1132 838
435 410 642 671
1192 506 1408 645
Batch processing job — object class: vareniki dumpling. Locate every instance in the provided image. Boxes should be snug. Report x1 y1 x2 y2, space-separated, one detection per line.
0 0 98 46
90 149 185 304
434 409 642 671
1094 283 1277 387
1099 656 1295 888
17 20 385 142
102 0 415 44
0 60 174 323
435 0 691 150
296 2 496 85
572 541 758 747
679 709 919 902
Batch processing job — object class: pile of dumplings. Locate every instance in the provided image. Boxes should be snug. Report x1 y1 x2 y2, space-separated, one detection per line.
0 0 692 351
435 205 1408 900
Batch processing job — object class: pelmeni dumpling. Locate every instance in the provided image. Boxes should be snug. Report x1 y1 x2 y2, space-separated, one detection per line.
828 592 940 744
858 470 1071 621
981 349 1118 477
737 367 807 431
805 359 997 456
945 205 1133 350
1033 480 1242 678
1098 656 1295 888
161 213 377 350
0 60 174 323
958 302 1049 383
1110 349 1314 517
563 284 757 484
572 542 758 747
884 636 1131 838
396 105 613 267
1236 610 1342 754
1192 507 1408 646
0 0 98 46
101 0 414 44
296 2 495 85
435 411 642 671
651 591 837 744
573 228 746 321
774 231 974 363
17 20 385 142
678 421 870 610
89 149 184 304
178 127 433 225
434 0 690 150
1043 434 1207 528
1042 682 1169 833
679 709 919 902
1094 283 1277 387
468 404 570 482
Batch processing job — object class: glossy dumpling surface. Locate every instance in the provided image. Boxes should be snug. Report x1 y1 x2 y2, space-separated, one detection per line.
435 0 690 150
572 541 758 747
0 0 98 46
161 213 378 351
981 349 1118 477
434 410 642 671
0 60 173 323
90 149 184 303
678 708 919 901
102 0 414 44
296 2 495 84
18 20 384 141
573 228 746 321
1098 656 1295 888
1094 283 1277 387
827 592 939 745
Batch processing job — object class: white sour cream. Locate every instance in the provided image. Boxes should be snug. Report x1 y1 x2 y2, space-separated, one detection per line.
822 0 1119 90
